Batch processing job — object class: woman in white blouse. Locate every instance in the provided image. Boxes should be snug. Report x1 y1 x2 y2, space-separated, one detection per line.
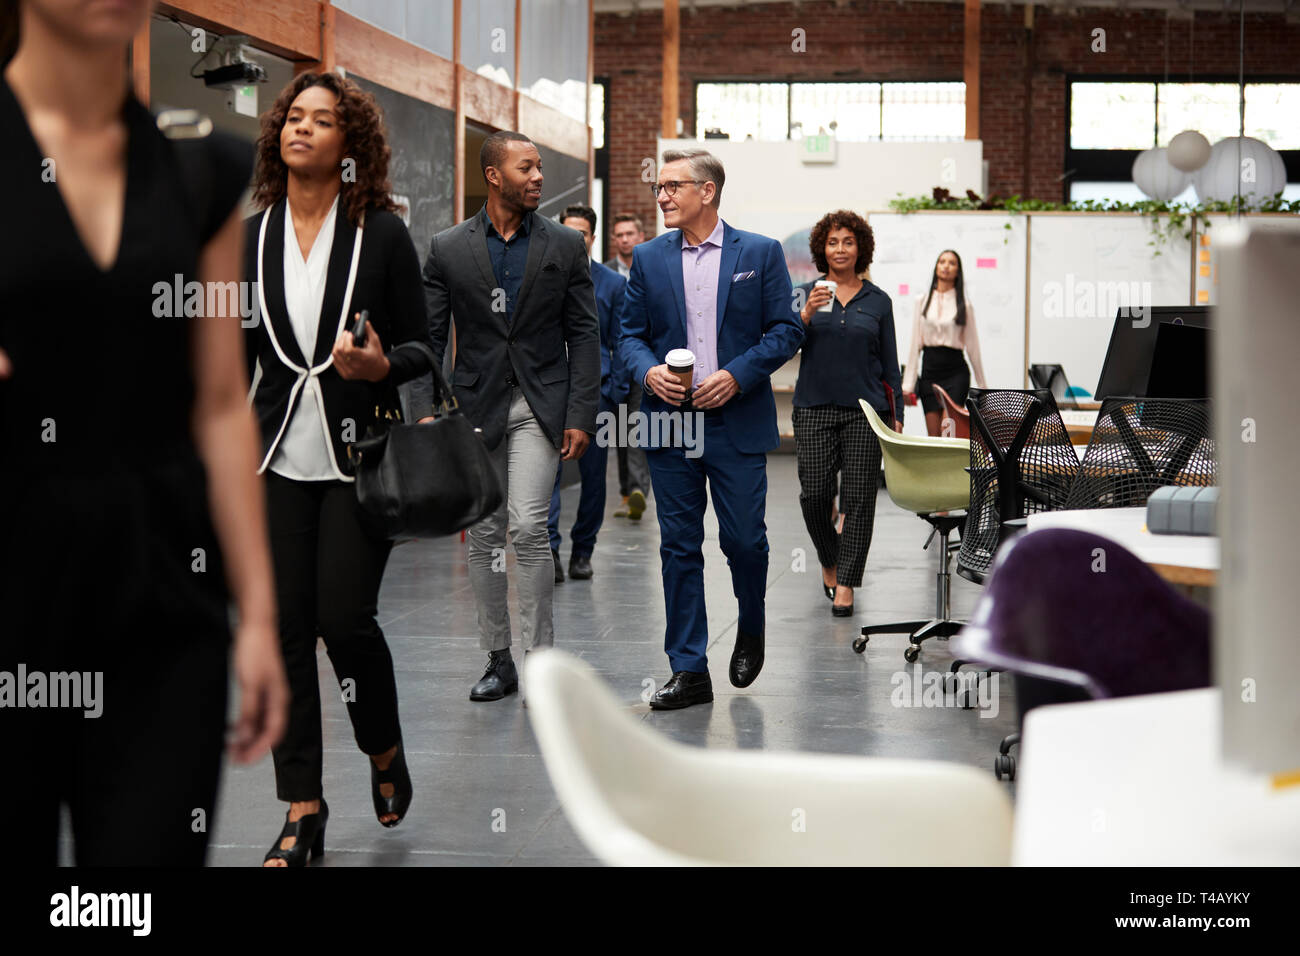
245 73 433 866
902 249 987 435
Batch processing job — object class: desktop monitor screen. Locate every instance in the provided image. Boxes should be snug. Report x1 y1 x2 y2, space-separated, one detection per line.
1145 321 1210 399
1094 306 1211 400
1029 364 1075 408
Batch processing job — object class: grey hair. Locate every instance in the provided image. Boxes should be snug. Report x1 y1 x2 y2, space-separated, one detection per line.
662 147 725 210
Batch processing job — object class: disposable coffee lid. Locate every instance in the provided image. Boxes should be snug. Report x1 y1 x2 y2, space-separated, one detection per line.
666 348 695 367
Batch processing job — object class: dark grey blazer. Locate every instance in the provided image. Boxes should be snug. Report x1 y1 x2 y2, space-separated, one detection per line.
413 210 601 451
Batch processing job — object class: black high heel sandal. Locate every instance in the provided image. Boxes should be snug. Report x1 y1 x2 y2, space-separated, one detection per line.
372 740 413 828
262 799 328 867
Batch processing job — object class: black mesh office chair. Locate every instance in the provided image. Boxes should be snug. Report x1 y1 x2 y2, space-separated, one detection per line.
956 388 1081 585
1063 397 1215 510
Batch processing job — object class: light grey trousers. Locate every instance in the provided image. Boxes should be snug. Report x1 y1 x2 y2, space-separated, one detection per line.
467 387 561 652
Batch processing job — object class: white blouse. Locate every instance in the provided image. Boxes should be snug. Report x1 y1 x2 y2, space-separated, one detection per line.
268 196 341 482
902 287 987 394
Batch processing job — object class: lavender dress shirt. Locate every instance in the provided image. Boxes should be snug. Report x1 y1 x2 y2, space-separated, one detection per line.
680 219 725 383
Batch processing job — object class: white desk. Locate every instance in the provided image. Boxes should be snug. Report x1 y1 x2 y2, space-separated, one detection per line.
1027 506 1218 588
1013 688 1300 865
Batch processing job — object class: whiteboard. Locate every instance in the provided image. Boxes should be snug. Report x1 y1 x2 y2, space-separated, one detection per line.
867 212 1027 434
1028 214 1191 397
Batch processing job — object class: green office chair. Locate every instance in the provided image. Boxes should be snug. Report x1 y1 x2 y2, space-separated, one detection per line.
856 401 972 663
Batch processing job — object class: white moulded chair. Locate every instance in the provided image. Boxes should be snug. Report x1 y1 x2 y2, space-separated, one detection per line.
524 650 1014 866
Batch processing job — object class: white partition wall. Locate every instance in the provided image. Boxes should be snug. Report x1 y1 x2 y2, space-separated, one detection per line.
868 212 1027 433
1027 214 1191 396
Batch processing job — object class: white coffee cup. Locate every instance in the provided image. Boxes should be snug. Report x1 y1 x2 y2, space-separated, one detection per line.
665 348 696 390
814 279 837 313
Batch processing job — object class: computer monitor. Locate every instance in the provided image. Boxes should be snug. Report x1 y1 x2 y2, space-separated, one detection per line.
1094 306 1211 400
1029 364 1076 409
1145 321 1210 399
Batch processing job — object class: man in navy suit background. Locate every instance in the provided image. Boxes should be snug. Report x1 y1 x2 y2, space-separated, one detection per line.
619 148 804 709
548 204 626 582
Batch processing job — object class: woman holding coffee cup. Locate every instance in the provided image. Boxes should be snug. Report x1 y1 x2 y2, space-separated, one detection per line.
902 249 987 435
793 211 903 617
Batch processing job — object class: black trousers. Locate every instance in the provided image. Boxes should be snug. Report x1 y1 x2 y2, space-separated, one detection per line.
792 404 884 588
1 458 230 865
265 473 401 802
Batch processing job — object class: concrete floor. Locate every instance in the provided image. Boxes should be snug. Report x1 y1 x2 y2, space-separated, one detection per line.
204 454 1018 866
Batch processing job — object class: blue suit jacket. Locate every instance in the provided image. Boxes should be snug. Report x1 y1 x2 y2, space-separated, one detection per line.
591 258 627 405
618 220 804 453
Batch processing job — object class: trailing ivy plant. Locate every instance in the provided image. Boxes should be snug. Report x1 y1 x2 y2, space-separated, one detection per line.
888 189 1300 255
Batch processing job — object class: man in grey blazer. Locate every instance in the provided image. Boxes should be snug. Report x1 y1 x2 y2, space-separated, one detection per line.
415 130 601 702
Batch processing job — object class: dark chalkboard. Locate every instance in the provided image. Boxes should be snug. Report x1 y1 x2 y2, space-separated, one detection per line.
351 75 455 259
535 144 589 223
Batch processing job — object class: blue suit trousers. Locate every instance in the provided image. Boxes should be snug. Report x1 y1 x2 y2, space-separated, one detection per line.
646 412 769 674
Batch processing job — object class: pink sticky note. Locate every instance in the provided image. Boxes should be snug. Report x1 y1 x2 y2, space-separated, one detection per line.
898 284 909 296
976 257 996 269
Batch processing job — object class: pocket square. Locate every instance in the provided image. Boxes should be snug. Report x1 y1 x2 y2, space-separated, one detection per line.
732 270 756 282
543 261 561 272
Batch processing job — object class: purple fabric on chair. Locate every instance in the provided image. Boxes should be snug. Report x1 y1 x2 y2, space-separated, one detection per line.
951 528 1210 699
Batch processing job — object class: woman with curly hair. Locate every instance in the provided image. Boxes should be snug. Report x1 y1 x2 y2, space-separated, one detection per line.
245 71 431 866
793 211 903 618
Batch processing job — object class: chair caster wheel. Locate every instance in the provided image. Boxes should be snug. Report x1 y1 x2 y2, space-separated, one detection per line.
995 754 1016 781
852 637 867 654
904 645 920 663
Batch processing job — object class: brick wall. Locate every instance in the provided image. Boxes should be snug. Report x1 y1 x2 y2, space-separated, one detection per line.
595 0 1300 253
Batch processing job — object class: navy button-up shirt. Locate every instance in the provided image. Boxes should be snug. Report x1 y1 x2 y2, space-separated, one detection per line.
793 277 904 422
481 205 532 324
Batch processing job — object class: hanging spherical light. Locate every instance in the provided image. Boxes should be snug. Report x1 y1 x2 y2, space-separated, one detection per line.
1167 130 1212 172
1132 147 1191 201
1193 137 1287 206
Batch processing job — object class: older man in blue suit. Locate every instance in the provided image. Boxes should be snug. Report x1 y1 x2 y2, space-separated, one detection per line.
548 204 627 582
619 148 804 709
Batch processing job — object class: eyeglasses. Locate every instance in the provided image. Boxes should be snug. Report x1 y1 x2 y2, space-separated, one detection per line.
650 180 704 199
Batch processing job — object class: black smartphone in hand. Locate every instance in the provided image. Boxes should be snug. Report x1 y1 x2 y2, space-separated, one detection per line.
350 310 370 347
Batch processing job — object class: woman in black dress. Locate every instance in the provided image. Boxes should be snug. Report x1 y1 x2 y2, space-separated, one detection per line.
246 71 432 866
0 0 287 865
793 211 904 618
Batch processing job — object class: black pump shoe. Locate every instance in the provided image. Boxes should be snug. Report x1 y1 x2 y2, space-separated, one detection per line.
832 603 854 617
823 584 835 600
263 799 328 867
371 741 413 828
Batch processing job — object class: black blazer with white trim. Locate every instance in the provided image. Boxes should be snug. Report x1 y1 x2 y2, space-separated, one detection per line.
243 200 431 479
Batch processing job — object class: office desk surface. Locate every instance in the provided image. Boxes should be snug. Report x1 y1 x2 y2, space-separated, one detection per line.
1013 688 1300 866
1027 507 1218 587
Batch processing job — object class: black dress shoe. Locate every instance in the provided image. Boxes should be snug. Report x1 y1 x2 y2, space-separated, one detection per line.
648 671 713 710
371 740 413 828
832 603 854 617
552 549 565 584
569 554 593 579
470 650 518 701
729 628 765 688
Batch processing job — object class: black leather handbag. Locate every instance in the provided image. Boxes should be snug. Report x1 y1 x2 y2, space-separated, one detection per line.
350 342 503 538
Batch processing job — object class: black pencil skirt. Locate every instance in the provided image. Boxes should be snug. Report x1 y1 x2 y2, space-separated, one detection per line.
917 346 971 414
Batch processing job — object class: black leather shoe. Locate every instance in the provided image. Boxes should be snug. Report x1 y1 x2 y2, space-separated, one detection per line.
371 740 413 828
832 603 854 617
470 651 518 701
569 554 593 580
729 628 765 688
262 799 328 867
552 549 564 584
648 671 713 710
